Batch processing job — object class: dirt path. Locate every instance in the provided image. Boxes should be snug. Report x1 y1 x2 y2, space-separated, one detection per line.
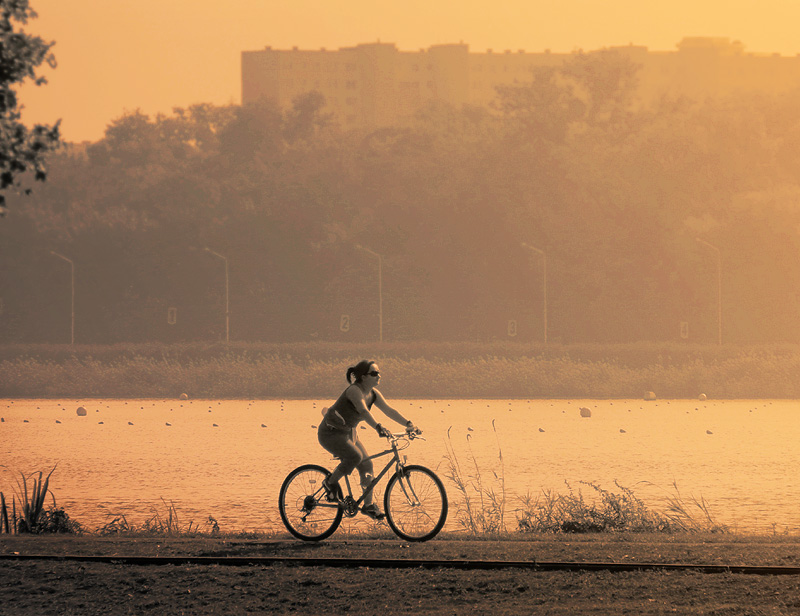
2 534 800 615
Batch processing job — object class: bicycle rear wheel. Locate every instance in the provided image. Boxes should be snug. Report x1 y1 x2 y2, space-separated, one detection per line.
384 465 447 542
278 464 343 541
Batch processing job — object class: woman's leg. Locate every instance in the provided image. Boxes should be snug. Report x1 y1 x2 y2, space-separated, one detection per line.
317 424 363 486
353 437 376 506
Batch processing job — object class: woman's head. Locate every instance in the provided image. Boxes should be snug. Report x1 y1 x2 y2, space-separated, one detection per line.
346 359 379 384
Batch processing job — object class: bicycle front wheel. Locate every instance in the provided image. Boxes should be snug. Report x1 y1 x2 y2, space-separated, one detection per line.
278 464 342 541
384 465 447 542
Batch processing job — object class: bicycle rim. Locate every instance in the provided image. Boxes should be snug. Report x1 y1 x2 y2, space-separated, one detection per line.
278 464 342 541
384 465 448 542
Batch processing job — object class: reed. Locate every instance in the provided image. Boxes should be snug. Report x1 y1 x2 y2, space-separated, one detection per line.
0 465 81 534
1 342 798 398
443 422 508 534
97 500 220 536
441 423 727 535
514 481 728 534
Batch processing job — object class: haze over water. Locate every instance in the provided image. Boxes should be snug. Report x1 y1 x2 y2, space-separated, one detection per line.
2 398 799 534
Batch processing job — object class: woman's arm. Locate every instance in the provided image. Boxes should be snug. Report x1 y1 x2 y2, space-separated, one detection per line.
373 389 412 426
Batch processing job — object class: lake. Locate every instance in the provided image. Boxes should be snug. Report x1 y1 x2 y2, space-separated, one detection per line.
2 398 799 534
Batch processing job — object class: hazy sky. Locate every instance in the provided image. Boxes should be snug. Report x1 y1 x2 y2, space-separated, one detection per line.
19 0 800 142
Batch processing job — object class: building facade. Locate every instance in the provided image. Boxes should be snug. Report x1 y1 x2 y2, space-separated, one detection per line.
241 38 800 128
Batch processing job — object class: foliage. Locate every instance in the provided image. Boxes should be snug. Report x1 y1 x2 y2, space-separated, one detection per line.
1 50 799 344
0 0 61 215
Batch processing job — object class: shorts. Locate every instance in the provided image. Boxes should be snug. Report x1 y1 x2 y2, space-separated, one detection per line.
317 422 369 475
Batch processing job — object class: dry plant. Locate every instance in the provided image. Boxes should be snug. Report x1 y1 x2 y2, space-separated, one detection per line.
442 420 507 534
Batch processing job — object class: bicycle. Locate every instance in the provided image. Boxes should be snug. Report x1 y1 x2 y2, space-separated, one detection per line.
278 430 448 542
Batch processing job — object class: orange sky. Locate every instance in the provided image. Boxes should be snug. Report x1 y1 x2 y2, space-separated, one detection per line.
19 0 800 142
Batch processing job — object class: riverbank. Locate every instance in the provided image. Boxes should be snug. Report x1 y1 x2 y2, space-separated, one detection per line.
2 534 800 614
2 341 798 398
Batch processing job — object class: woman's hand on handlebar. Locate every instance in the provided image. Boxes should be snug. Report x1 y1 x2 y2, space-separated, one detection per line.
405 421 422 436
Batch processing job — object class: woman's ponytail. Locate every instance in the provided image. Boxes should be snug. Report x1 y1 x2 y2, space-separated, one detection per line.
346 359 374 384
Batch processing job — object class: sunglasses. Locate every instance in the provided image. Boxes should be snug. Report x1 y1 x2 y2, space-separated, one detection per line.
366 370 380 377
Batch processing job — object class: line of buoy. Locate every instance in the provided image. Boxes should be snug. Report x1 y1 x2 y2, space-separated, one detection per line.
1 553 799 575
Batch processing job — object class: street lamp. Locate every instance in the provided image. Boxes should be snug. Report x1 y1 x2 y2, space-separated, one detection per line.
521 243 548 344
356 244 382 343
696 238 722 345
50 251 74 345
204 248 229 343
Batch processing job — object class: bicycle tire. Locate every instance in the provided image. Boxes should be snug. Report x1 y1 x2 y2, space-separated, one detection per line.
384 464 448 542
278 464 343 541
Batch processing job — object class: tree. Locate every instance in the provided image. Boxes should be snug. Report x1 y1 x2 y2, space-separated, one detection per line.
0 0 60 215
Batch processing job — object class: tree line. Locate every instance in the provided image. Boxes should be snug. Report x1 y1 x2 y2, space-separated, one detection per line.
2 50 799 345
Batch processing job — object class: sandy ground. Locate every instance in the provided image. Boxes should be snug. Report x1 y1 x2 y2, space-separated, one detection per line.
2 534 800 614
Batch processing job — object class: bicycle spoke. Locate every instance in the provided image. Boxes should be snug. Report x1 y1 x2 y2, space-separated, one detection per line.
279 465 343 541
385 466 447 542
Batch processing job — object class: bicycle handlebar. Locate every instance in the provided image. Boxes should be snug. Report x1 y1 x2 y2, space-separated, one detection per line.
385 430 424 442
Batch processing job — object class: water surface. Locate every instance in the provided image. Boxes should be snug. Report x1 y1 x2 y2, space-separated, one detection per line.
2 398 798 534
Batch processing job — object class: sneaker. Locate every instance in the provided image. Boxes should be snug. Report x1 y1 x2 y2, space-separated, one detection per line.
322 478 340 502
361 503 385 520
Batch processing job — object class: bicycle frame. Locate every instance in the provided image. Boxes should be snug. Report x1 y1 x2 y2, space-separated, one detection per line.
322 433 418 515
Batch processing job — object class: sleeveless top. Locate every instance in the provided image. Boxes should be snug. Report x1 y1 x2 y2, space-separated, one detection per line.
324 385 376 430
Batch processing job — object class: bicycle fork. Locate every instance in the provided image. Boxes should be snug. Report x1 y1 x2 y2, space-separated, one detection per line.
395 462 422 507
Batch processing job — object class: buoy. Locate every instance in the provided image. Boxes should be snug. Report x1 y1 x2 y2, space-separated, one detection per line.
76 406 88 416
698 394 707 401
180 393 188 400
644 392 657 401
579 407 592 418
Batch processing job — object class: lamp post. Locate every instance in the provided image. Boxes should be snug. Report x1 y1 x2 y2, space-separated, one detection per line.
204 248 229 343
521 243 547 344
356 244 382 343
50 251 74 345
696 238 722 345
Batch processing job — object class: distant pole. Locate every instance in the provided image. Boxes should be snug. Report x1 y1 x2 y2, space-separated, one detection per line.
521 243 547 344
50 251 74 345
356 244 383 343
696 238 722 345
205 248 229 343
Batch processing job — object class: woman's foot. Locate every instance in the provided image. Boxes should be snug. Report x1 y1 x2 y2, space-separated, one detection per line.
322 477 340 502
361 503 385 520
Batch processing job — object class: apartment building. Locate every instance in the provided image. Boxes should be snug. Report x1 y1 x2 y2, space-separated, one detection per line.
241 38 800 128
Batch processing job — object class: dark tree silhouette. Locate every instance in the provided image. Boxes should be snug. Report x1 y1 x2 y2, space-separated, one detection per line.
0 0 60 215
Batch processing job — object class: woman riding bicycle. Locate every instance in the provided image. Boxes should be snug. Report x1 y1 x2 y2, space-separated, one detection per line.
317 359 420 520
